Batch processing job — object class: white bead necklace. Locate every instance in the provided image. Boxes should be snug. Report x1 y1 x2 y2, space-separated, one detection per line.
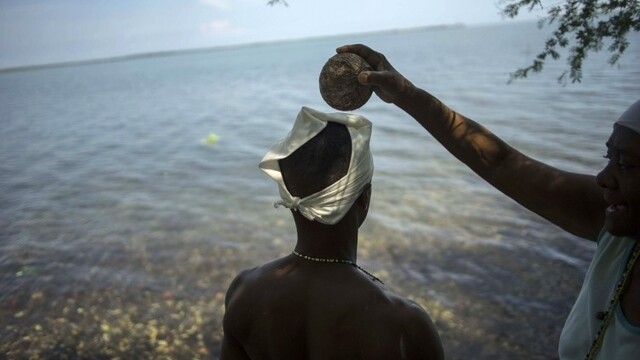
292 250 384 285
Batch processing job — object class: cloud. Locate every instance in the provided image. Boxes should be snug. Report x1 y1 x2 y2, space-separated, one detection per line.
200 0 230 10
200 20 244 36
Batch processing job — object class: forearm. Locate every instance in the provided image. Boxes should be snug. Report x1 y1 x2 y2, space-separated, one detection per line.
337 42 605 238
393 86 605 239
393 87 513 180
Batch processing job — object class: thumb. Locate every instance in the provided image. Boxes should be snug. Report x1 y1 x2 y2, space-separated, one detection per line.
359 71 398 91
357 71 372 85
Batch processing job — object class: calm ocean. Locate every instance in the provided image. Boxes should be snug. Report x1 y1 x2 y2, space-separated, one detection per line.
1 21 639 359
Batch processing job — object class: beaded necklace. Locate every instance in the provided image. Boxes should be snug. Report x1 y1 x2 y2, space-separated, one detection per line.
585 243 640 360
292 250 384 285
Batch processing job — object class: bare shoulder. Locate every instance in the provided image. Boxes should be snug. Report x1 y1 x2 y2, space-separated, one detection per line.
389 295 444 360
221 267 259 360
224 258 289 304
355 287 444 360
222 265 264 336
224 257 290 313
224 267 256 306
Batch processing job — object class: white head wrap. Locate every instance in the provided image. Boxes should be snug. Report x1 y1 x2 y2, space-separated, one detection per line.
615 99 640 135
259 106 373 225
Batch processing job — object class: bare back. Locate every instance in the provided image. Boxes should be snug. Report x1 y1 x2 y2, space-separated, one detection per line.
221 256 443 360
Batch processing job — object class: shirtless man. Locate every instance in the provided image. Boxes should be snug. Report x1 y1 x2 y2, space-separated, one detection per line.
221 107 444 360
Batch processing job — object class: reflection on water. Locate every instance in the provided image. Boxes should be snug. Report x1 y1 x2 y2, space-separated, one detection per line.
1 22 639 359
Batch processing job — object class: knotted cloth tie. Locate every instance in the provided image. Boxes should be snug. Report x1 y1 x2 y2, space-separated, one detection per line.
259 106 373 225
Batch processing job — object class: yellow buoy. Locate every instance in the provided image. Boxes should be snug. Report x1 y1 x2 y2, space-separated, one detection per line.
203 133 219 145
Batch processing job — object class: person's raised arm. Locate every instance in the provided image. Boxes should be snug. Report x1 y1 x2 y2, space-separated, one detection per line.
337 44 606 241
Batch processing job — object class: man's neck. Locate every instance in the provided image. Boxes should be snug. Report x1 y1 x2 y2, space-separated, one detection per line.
291 211 359 262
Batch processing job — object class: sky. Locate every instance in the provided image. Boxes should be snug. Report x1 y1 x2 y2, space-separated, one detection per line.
0 0 541 69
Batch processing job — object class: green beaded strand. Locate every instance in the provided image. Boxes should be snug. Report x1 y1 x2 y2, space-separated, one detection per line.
292 250 384 285
585 244 640 360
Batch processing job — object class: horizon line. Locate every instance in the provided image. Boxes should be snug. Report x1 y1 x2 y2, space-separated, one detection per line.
0 22 476 74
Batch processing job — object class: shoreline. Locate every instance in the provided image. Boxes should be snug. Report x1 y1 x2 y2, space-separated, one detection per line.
1 228 591 359
0 21 553 74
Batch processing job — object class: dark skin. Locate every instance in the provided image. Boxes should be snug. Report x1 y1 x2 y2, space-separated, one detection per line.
597 125 640 325
221 185 444 360
336 44 640 326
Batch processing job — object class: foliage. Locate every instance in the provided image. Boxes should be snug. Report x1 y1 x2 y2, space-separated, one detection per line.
267 0 288 6
501 0 639 83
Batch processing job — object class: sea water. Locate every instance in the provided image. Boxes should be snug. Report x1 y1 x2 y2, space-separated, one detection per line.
1 21 639 359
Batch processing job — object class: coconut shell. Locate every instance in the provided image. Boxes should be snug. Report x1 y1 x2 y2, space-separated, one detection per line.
319 53 373 111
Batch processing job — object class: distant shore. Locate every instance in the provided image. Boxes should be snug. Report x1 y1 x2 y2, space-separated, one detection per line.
0 22 471 74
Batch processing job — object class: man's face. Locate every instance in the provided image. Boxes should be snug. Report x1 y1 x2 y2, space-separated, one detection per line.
596 125 640 238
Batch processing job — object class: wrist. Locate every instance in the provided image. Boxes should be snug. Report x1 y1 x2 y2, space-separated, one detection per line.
394 85 452 124
392 80 420 108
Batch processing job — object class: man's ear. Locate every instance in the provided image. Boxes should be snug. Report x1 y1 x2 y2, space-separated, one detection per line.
355 183 372 227
357 183 372 210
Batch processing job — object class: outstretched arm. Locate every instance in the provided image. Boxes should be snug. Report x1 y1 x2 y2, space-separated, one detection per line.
337 44 606 240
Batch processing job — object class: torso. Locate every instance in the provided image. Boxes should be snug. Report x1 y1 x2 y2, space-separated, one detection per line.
224 256 427 360
558 233 640 360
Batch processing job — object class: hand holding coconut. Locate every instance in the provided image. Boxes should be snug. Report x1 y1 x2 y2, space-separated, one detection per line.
335 44 416 105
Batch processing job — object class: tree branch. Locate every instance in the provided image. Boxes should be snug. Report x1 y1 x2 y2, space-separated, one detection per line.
267 0 288 6
504 0 639 83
